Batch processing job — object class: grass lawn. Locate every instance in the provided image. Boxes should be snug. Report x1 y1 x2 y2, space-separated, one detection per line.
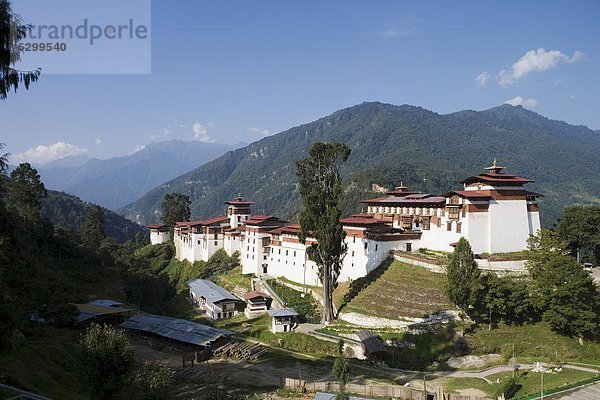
210 266 252 292
342 260 454 320
467 323 600 365
216 314 339 357
443 368 598 398
0 326 85 400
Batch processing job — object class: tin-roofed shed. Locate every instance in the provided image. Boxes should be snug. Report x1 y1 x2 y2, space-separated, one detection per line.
355 330 387 360
121 313 233 349
188 279 243 319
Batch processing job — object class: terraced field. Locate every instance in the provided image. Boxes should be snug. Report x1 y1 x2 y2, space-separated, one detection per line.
343 260 455 320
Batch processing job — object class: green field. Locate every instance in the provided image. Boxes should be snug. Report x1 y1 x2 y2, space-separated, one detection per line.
443 368 598 398
342 260 454 320
467 323 600 365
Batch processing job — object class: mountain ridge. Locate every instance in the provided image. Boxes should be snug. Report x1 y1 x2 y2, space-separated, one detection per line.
37 140 241 210
119 102 600 227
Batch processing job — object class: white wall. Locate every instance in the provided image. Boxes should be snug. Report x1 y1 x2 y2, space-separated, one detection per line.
268 238 321 286
489 200 530 253
150 231 171 245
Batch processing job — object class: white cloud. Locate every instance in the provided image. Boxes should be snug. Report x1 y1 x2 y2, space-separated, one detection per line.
504 96 539 108
150 128 173 141
11 142 88 165
192 122 215 143
133 144 146 153
498 48 584 87
475 71 490 87
249 127 272 136
94 138 103 145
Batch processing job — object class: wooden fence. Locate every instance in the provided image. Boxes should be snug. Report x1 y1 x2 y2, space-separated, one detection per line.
282 377 487 400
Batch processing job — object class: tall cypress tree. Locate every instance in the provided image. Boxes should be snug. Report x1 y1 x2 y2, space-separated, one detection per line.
80 205 106 247
161 193 191 227
446 237 481 312
296 142 350 323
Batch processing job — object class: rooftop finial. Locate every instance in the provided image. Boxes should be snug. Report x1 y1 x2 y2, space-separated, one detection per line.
485 158 505 173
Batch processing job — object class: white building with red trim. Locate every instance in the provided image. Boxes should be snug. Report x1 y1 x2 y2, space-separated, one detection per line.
148 224 171 245
158 161 541 286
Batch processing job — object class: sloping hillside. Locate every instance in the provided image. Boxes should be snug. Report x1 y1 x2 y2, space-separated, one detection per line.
120 102 600 226
37 140 240 210
41 190 145 242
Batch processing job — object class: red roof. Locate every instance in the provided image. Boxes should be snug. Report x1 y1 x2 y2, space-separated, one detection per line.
148 224 168 230
184 216 229 227
225 200 256 206
269 224 302 235
243 216 287 226
340 216 386 226
448 190 493 199
361 194 446 205
461 172 533 185
243 291 271 300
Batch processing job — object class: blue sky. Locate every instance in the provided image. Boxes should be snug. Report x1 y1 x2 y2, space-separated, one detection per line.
2 0 599 164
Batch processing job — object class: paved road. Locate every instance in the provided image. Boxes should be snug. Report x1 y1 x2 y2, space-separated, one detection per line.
554 381 600 399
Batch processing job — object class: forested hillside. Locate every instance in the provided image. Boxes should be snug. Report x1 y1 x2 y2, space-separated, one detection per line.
41 190 145 242
120 102 600 227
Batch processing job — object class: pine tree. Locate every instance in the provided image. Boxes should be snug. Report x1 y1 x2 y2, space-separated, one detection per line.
332 340 350 400
80 205 106 247
296 142 351 323
6 162 47 220
160 193 191 227
446 237 481 312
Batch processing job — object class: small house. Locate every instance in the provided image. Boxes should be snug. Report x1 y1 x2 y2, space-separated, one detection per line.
355 330 387 361
267 308 298 333
188 279 243 319
148 224 171 245
243 291 271 318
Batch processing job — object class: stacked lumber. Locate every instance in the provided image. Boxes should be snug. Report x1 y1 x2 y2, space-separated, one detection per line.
212 341 268 360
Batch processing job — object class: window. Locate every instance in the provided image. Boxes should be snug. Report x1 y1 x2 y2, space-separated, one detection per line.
422 218 430 231
456 222 462 234
214 241 218 246
364 242 368 250
293 251 296 257
406 243 412 252
278 249 281 254
375 244 378 251
462 208 466 218
252 255 254 260
197 240 201 245
286 250 288 256
447 222 452 231
353 236 356 243
351 251 355 257
247 246 249 251
214 233 218 240
415 219 420 228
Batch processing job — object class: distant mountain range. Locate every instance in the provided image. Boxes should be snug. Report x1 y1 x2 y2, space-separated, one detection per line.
119 102 600 227
35 140 241 210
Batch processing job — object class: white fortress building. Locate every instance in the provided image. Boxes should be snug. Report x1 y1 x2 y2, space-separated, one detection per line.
158 161 541 286
148 224 172 245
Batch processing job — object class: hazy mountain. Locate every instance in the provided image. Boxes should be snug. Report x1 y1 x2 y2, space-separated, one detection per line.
41 190 146 243
38 140 241 210
119 102 600 227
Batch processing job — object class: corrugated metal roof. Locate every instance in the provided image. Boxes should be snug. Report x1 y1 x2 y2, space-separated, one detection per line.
187 279 241 303
355 330 387 354
267 308 298 318
120 314 233 346
87 299 124 307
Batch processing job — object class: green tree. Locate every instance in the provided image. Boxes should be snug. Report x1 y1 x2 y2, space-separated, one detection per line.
128 361 175 400
0 142 7 175
6 162 47 219
296 142 351 323
332 340 350 400
526 230 600 339
0 0 42 99
80 324 135 400
80 204 106 247
161 193 191 227
557 205 600 264
445 237 481 313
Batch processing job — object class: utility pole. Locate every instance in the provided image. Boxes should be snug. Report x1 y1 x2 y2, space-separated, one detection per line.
541 370 544 400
